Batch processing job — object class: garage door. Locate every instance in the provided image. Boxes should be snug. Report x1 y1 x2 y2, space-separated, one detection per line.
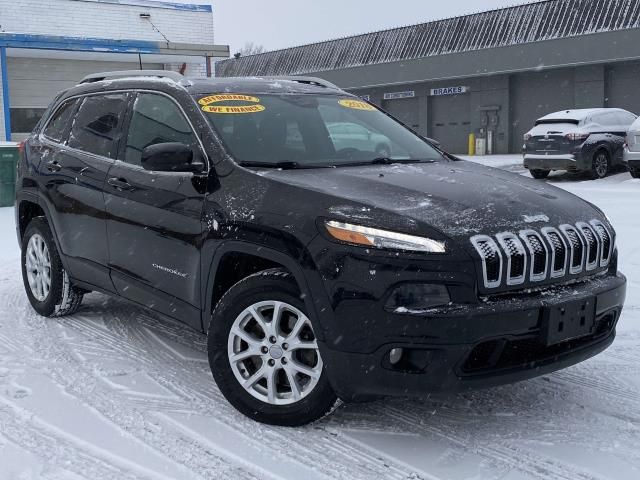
430 93 471 154
510 70 575 153
382 97 420 131
606 63 640 115
7 57 162 137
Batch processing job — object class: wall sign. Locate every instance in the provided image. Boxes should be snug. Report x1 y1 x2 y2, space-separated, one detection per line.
430 86 469 96
383 91 415 100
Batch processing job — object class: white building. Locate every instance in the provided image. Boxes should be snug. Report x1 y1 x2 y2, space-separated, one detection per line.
0 0 229 141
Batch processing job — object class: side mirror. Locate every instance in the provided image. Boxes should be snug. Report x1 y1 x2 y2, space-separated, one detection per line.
141 142 203 173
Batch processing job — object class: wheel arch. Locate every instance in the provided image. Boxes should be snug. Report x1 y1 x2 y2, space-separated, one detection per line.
203 241 324 337
16 193 71 273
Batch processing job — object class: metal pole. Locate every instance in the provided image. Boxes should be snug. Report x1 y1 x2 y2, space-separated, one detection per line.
138 53 143 70
0 47 11 141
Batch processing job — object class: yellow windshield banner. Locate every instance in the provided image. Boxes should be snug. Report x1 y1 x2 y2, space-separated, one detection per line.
199 94 261 105
202 104 266 114
338 99 376 111
199 94 265 114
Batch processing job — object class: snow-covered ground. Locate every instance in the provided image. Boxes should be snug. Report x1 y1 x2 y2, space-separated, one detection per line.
1 156 639 480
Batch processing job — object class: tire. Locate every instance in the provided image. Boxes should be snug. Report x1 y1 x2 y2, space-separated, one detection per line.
207 268 339 426
591 150 610 180
631 168 640 179
21 217 84 317
529 169 550 179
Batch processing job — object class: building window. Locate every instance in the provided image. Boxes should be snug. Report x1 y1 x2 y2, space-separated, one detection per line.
10 108 48 134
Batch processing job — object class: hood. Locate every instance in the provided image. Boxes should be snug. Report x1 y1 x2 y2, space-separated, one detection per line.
258 160 604 241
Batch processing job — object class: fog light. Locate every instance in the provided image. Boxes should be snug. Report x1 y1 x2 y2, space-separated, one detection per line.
386 284 450 312
389 348 404 365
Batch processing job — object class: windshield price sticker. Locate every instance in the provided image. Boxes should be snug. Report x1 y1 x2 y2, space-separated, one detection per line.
338 99 376 111
199 94 266 114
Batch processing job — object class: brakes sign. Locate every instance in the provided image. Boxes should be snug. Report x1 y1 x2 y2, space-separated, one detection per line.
199 94 266 114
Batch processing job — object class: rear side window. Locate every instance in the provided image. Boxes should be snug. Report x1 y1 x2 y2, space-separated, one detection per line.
596 112 619 127
123 93 198 167
616 111 637 125
68 94 129 158
43 100 77 142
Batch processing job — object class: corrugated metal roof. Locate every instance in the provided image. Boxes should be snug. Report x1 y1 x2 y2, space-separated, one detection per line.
216 0 640 77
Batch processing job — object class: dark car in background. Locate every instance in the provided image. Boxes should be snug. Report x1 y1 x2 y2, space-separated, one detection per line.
15 72 627 426
523 108 637 180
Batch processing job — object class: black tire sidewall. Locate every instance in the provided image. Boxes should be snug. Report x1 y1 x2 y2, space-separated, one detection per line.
530 169 550 179
21 218 65 317
207 272 337 426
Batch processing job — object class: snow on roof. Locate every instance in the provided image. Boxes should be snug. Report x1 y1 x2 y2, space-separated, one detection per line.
537 108 623 122
216 0 640 77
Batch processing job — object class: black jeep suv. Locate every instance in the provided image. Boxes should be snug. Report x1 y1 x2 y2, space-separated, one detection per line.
16 71 627 426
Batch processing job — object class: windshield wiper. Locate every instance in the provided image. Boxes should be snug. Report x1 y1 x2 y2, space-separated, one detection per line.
373 157 438 165
239 161 303 170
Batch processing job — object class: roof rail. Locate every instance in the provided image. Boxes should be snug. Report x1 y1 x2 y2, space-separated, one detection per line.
266 76 341 91
79 70 184 84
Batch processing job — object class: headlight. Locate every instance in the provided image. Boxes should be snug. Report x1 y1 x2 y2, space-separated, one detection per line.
325 220 446 253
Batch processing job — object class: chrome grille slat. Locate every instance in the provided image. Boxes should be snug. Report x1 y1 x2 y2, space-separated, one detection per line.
496 232 527 286
576 221 600 271
590 220 614 267
560 224 586 274
541 227 568 278
471 219 611 290
471 235 503 289
519 230 548 282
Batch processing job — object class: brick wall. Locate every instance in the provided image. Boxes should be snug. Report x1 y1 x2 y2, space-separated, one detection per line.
0 0 214 45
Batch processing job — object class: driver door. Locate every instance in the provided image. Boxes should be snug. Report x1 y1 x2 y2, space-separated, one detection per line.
104 92 206 326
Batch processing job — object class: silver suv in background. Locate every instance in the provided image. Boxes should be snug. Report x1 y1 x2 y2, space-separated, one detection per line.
624 116 640 179
523 108 637 180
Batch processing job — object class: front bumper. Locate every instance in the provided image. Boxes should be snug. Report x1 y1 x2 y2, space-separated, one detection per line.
320 273 626 400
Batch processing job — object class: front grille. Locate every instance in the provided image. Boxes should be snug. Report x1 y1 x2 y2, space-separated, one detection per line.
471 219 614 290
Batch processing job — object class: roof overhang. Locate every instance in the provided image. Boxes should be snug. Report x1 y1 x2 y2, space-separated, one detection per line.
306 29 640 90
0 33 229 58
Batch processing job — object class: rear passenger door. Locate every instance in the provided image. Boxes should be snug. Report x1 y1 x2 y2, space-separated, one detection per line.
104 92 206 327
40 93 129 292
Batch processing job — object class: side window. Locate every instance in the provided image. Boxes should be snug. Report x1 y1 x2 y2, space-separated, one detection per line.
43 100 77 142
68 94 128 158
617 111 637 126
597 112 619 127
124 93 198 167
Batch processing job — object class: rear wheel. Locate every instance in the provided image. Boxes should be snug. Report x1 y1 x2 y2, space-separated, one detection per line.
529 169 550 179
631 168 640 179
21 218 84 317
208 268 338 426
591 150 610 179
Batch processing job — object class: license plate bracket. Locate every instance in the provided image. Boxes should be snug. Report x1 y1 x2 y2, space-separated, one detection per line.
542 297 597 346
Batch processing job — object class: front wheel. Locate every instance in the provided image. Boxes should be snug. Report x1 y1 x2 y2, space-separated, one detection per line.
630 168 640 179
21 218 84 317
207 269 338 426
529 169 550 179
591 150 610 179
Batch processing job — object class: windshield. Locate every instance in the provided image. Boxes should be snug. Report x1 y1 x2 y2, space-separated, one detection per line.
197 93 445 168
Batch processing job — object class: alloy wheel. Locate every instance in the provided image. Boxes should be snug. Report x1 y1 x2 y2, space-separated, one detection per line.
595 153 609 178
25 234 52 302
227 300 323 406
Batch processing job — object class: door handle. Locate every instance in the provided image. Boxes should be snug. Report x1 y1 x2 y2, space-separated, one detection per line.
46 160 62 172
107 177 134 191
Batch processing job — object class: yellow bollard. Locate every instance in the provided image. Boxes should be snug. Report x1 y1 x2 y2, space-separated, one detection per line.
468 133 476 156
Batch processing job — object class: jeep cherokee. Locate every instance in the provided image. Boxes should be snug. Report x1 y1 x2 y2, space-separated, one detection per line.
16 71 627 426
